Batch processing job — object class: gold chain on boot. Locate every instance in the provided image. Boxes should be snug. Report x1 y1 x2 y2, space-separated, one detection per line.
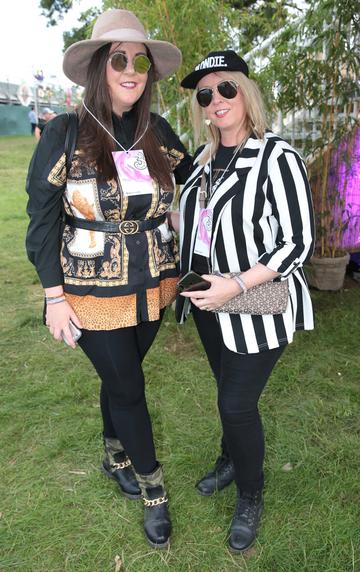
143 495 168 507
112 457 132 470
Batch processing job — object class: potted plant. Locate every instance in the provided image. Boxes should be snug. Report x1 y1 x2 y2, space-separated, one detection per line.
306 130 356 290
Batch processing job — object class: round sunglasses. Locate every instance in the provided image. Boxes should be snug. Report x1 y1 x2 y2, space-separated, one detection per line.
196 80 239 108
108 51 152 74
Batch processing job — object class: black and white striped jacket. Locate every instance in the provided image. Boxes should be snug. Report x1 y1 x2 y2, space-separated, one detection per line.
176 132 315 354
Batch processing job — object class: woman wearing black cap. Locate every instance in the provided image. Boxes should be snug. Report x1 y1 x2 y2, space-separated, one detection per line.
25 9 192 549
175 50 315 552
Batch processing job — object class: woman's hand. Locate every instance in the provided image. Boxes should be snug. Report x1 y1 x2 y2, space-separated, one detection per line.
46 300 83 349
180 274 242 311
166 210 180 233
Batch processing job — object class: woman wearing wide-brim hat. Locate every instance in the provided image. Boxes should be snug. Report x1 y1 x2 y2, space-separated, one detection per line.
175 50 314 552
25 9 192 549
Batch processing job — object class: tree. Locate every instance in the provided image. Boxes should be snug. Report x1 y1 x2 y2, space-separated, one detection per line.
99 0 236 142
40 0 305 144
225 0 307 54
40 0 73 25
264 0 359 262
63 8 101 51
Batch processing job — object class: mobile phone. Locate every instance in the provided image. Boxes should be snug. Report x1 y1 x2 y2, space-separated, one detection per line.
62 320 82 345
176 271 211 293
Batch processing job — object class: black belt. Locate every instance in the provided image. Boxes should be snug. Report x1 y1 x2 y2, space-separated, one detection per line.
64 213 166 235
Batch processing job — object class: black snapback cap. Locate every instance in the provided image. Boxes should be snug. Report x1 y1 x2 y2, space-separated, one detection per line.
181 50 249 89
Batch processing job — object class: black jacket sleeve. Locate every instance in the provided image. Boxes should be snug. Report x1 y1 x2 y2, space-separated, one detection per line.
25 114 68 288
151 113 193 184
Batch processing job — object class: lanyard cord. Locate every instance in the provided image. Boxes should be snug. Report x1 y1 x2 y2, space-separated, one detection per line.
82 101 149 153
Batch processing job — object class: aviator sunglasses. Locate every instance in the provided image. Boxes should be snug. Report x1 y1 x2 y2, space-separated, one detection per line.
108 51 152 74
196 80 239 108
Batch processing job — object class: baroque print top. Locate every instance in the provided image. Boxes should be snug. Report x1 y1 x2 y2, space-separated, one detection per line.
26 110 192 330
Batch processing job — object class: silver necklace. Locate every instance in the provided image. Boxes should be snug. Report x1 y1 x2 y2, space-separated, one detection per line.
209 145 240 196
83 101 149 153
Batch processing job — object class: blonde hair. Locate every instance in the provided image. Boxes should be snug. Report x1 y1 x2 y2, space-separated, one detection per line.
191 71 268 165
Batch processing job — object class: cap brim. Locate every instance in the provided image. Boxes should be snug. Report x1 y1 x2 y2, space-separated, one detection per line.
63 36 182 86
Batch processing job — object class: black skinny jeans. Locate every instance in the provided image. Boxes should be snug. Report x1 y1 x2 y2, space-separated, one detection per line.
192 305 285 493
78 311 164 475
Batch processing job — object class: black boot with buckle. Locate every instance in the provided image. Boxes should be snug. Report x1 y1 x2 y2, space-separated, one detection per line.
101 437 141 500
136 464 171 549
196 449 235 496
228 488 263 553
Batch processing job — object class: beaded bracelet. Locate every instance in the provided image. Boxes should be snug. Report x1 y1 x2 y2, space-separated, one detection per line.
232 274 248 293
46 296 66 305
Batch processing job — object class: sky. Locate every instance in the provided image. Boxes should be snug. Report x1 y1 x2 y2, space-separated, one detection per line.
0 0 103 88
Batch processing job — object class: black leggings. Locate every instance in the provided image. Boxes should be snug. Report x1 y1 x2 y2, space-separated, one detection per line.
78 312 164 474
192 306 285 493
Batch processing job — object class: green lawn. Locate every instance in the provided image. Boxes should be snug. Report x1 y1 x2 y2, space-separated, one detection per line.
0 136 359 572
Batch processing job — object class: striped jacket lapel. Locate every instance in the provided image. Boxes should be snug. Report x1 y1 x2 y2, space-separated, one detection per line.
209 140 261 262
179 155 205 274
180 137 261 274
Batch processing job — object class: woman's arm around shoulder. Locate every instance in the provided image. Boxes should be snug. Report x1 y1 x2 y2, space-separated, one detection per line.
150 112 193 184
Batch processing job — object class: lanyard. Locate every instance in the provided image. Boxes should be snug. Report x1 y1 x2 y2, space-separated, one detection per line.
82 101 149 153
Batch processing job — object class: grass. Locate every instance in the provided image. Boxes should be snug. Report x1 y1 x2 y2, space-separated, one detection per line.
0 135 359 572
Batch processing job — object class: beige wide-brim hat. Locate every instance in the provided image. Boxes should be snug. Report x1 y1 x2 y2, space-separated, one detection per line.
63 9 182 86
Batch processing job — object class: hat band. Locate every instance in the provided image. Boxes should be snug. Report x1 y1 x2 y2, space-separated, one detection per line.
96 28 148 43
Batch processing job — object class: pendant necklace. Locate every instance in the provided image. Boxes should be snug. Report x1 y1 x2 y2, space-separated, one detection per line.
83 101 149 153
209 144 240 196
199 137 249 208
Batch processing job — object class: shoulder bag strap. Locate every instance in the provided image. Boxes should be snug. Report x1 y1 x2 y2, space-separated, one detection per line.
64 111 78 175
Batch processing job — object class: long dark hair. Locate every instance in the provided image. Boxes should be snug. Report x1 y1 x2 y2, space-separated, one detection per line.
77 43 173 189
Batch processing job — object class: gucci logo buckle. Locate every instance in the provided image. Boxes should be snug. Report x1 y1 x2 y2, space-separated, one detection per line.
119 220 139 235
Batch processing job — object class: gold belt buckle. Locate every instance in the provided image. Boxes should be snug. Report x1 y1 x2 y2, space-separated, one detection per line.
119 220 139 235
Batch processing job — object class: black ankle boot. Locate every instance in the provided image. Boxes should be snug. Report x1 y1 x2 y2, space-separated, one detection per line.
196 454 235 496
228 489 263 553
101 437 141 500
136 465 171 549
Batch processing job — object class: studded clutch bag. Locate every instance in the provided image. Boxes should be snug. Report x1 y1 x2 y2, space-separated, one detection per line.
212 274 289 315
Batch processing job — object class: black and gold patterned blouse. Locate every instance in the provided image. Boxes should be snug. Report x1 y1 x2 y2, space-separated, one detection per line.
26 109 192 330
